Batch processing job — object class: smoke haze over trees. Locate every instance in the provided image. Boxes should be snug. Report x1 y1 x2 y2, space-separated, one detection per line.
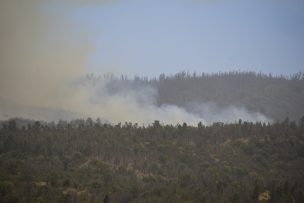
1 1 304 202
1 0 303 125
3 71 303 125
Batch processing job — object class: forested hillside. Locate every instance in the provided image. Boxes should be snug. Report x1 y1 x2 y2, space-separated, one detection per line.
103 71 304 122
1 0 303 202
1 118 304 202
155 72 304 121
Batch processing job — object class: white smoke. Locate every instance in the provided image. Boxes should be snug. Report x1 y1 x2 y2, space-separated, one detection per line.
0 0 272 125
186 101 272 124
72 77 207 125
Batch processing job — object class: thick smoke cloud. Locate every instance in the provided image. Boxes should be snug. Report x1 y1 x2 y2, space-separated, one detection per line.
86 78 272 125
77 77 207 125
0 0 91 110
0 0 272 125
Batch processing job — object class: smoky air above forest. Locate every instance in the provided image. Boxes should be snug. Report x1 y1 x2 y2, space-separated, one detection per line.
0 72 273 125
0 0 303 125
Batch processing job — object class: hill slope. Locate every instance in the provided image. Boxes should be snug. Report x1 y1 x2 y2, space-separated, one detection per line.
0 120 304 202
153 72 304 121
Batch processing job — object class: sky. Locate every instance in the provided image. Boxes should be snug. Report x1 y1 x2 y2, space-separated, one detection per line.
61 0 304 77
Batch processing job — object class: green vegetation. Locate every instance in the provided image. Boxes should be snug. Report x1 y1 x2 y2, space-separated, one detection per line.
0 118 304 202
104 71 304 121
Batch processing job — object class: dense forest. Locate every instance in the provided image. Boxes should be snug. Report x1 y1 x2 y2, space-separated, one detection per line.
1 117 304 202
102 71 304 122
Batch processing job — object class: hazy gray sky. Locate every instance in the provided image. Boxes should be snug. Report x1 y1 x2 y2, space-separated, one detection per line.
62 0 304 77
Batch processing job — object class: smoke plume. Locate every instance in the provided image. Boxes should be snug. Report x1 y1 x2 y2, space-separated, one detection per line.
0 0 272 125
